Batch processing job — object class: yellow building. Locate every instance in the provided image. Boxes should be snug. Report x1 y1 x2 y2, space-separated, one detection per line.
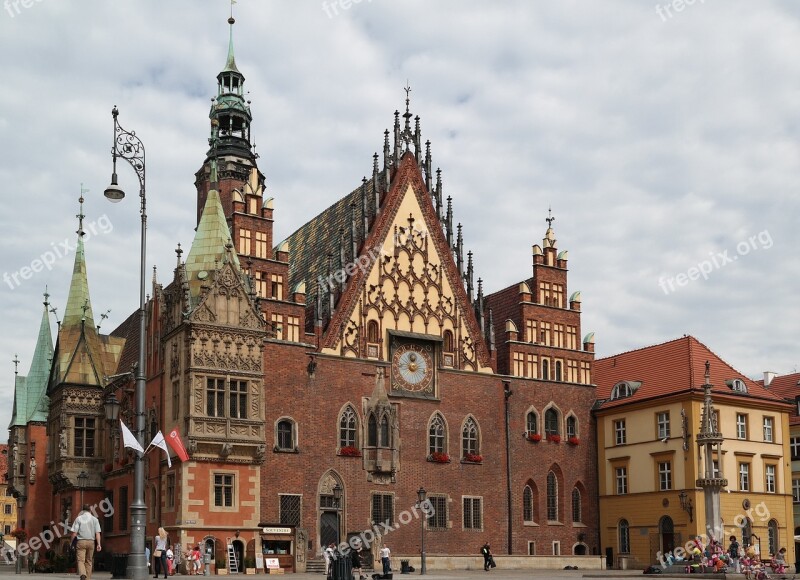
594 336 794 569
0 444 17 540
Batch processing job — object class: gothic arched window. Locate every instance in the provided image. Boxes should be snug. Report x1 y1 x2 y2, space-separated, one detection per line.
429 414 446 455
379 415 390 447
339 406 358 449
368 414 378 447
462 417 479 457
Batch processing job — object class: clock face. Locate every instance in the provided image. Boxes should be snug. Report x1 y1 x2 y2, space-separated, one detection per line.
392 342 434 393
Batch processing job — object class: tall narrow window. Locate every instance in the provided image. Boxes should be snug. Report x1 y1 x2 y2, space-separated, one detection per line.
554 360 563 382
739 462 750 491
255 231 268 258
74 418 96 457
429 414 446 455
462 417 479 457
523 485 534 523
546 471 558 521
793 479 800 503
166 473 175 509
571 487 582 523
214 473 234 507
463 497 482 530
286 316 300 342
271 274 284 300
736 414 748 439
172 380 180 420
427 495 448 530
619 520 630 554
544 408 559 436
271 314 283 340
763 417 774 442
238 229 251 255
614 420 627 445
380 416 390 447
765 465 776 493
206 378 225 417
526 411 538 435
657 412 670 439
367 321 380 343
443 330 454 352
229 380 247 419
339 407 358 449
616 467 628 495
658 461 672 491
372 493 394 526
368 414 377 446
566 416 577 438
541 359 550 380
277 420 295 451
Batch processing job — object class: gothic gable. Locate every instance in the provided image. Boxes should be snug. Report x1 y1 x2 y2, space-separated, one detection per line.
321 154 492 372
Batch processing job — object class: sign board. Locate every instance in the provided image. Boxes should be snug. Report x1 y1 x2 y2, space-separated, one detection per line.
261 527 292 535
265 558 280 569
255 555 264 570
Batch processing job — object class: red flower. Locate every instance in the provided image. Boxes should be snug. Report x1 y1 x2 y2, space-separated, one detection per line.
527 432 542 442
546 433 561 443
568 436 580 445
10 528 27 542
464 453 483 463
339 446 362 457
429 452 450 463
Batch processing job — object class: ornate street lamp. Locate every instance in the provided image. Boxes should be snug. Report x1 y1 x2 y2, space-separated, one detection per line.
104 105 148 580
77 471 89 507
417 487 427 575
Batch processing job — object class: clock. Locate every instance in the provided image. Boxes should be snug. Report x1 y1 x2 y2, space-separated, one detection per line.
391 342 434 393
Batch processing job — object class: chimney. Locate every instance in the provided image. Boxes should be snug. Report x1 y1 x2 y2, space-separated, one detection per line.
763 371 777 388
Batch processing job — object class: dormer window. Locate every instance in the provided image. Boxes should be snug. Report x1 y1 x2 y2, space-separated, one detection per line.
727 379 748 393
609 381 641 401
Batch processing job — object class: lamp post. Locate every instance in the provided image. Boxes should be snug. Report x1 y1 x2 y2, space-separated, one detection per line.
104 105 148 580
678 490 694 522
332 484 342 546
77 471 88 507
417 487 426 575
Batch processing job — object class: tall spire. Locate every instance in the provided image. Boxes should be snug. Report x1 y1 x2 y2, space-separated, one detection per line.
63 195 95 329
223 12 240 74
12 290 55 427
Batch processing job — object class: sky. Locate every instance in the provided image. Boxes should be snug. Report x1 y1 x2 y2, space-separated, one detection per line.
1 0 799 433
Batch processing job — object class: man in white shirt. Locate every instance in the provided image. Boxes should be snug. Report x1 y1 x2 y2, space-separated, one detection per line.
380 545 391 575
70 504 102 580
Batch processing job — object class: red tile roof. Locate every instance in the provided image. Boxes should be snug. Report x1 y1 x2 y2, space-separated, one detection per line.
758 372 800 425
595 336 787 411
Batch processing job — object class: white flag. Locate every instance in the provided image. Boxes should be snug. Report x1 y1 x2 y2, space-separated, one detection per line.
150 430 172 468
120 420 144 454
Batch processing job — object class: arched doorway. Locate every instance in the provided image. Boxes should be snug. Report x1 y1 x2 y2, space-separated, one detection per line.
318 472 344 552
232 538 245 572
659 516 675 556
573 543 587 555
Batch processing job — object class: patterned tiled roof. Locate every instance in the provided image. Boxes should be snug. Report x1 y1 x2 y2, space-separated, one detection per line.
283 177 377 312
10 303 54 426
595 335 787 411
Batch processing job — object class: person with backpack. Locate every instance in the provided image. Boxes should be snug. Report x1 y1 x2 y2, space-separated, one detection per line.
481 543 495 571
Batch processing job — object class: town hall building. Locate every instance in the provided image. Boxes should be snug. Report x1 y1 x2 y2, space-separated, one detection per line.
7 15 600 573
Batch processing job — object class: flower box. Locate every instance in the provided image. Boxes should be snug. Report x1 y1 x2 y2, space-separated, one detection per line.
546 434 561 443
339 446 362 457
429 452 450 463
526 433 542 442
11 528 28 542
567 436 580 445
463 453 483 463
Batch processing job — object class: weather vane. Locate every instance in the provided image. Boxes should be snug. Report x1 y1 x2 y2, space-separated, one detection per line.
546 206 555 228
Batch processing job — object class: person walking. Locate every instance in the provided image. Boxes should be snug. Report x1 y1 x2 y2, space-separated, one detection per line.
728 535 741 573
70 504 102 580
324 543 335 578
350 545 363 580
166 547 174 576
481 543 494 571
154 528 168 578
379 544 391 575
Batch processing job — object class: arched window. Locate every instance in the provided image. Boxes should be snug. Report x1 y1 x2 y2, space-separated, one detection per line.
380 415 390 447
429 414 446 455
462 417 479 457
443 330 454 353
368 414 377 447
523 485 534 523
545 408 560 436
542 359 550 380
276 419 295 451
546 471 558 521
339 406 358 449
571 487 582 523
566 416 577 438
619 519 630 554
367 320 380 343
555 361 562 382
526 411 538 434
768 519 779 555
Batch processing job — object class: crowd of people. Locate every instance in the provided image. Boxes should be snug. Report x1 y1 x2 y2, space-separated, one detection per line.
658 535 791 578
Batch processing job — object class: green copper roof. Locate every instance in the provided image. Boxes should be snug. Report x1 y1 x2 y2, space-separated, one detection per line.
184 187 241 299
9 302 54 427
62 236 95 329
223 18 240 74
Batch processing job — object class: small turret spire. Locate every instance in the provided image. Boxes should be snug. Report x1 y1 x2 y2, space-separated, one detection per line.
456 223 464 276
76 192 86 237
445 196 453 248
466 251 474 302
13 354 19 375
435 168 443 220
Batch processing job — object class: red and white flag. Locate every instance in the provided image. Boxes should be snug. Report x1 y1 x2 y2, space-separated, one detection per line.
167 427 190 462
